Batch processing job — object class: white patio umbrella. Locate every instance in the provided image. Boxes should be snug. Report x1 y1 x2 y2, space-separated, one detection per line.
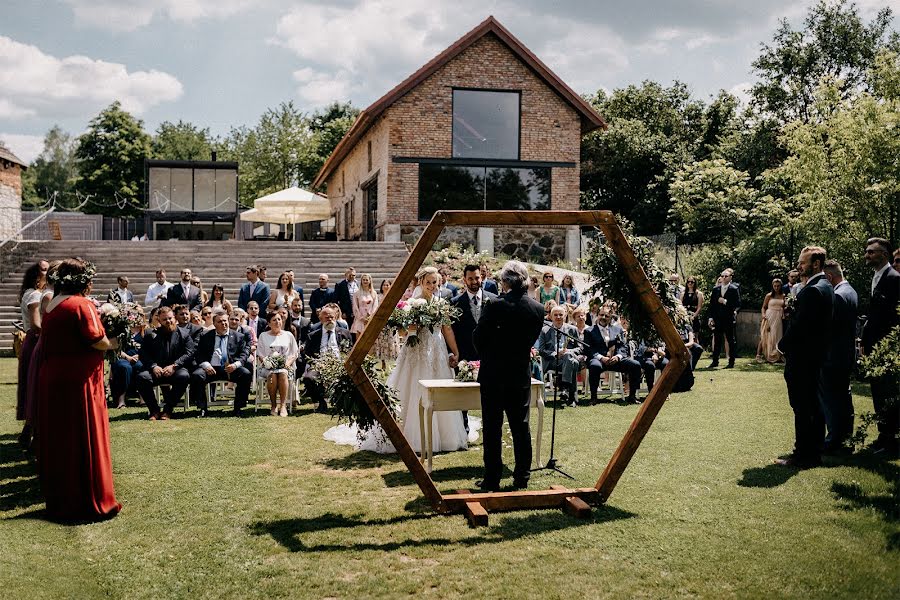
240 186 332 224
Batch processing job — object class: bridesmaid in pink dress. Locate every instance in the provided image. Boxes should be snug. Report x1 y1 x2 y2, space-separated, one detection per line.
350 273 379 341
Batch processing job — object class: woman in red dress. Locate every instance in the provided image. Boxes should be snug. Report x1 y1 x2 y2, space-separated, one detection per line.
35 258 122 522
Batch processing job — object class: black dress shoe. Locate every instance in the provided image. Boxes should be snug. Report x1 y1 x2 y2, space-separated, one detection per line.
197 409 209 418
774 455 821 469
709 361 719 368
511 479 528 490
474 479 500 492
231 408 244 417
725 362 735 369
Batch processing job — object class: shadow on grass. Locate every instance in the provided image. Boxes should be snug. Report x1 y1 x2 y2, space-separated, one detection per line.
249 505 635 552
737 464 800 488
0 440 41 513
382 464 485 488
828 453 899 551
319 452 404 471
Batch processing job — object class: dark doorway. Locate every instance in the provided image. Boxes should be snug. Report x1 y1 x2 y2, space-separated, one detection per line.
365 180 378 241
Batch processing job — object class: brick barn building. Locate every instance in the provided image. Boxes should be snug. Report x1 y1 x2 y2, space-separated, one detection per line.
312 16 605 261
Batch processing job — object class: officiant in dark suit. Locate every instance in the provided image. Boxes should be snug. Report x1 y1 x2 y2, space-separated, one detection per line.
776 246 834 468
162 268 202 310
189 311 252 417
862 237 900 456
708 268 741 368
473 261 545 492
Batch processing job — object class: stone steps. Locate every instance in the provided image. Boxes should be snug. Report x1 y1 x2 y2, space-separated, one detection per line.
0 240 411 352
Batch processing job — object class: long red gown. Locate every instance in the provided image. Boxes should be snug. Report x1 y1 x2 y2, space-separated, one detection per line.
35 295 121 522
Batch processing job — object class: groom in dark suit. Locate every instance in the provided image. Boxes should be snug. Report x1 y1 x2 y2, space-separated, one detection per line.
473 260 545 492
708 268 741 368
451 264 497 362
776 246 834 468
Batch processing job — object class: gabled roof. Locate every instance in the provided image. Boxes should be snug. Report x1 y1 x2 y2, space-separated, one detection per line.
0 144 27 168
313 15 606 188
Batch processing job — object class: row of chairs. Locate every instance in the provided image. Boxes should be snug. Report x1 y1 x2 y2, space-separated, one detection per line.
543 366 662 401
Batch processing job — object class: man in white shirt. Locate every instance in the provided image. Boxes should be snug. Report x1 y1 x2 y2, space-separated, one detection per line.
107 276 134 304
302 305 351 412
144 269 172 308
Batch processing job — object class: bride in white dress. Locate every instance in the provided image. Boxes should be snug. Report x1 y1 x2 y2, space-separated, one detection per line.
323 267 478 454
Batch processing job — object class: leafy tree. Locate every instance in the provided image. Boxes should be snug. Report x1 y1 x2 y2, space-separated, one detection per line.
300 101 359 187
668 159 756 246
152 120 215 161
581 81 704 234
21 125 78 209
751 0 899 123
74 102 151 218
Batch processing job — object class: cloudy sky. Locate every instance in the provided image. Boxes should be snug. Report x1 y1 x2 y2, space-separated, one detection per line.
1 0 896 164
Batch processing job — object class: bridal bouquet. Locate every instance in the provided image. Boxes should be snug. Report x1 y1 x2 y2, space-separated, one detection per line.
261 352 286 371
455 360 480 382
387 297 461 347
98 301 142 361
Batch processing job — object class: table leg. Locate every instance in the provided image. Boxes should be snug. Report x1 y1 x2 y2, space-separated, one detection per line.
534 385 544 468
426 407 434 473
419 398 427 468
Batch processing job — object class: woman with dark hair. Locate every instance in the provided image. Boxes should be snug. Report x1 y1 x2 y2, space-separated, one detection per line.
35 258 122 522
16 260 49 448
205 284 234 314
681 276 704 341
267 271 299 317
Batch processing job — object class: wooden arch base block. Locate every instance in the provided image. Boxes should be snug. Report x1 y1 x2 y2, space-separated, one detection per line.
344 210 689 521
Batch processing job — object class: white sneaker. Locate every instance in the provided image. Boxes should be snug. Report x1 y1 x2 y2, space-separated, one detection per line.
279 406 288 417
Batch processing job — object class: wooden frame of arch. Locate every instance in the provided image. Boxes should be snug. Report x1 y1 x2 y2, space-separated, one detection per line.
345 210 689 517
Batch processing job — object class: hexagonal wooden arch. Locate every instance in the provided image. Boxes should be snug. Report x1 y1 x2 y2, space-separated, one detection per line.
345 210 689 517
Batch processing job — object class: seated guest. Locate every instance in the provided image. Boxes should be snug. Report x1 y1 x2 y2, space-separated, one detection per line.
205 284 234 314
107 275 134 304
437 267 459 299
309 273 335 324
585 297 603 326
286 270 304 304
199 306 214 330
680 323 703 370
190 310 203 327
636 340 668 391
584 306 642 403
163 268 202 310
148 306 161 329
289 298 311 344
145 269 173 309
110 310 146 408
324 302 349 330
190 310 251 417
303 305 352 413
527 275 540 299
257 313 299 417
191 276 209 305
228 310 256 361
277 307 298 340
536 271 561 305
572 306 589 341
558 273 580 313
480 263 499 294
174 304 204 343
543 299 558 319
246 301 267 338
268 271 300 318
538 306 583 405
136 306 195 419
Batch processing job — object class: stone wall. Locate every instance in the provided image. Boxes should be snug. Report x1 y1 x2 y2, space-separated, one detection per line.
399 225 477 249
494 227 568 262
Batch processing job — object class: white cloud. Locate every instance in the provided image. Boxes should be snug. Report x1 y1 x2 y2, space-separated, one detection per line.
0 36 183 120
0 133 45 165
63 0 256 32
272 1 628 108
729 81 753 106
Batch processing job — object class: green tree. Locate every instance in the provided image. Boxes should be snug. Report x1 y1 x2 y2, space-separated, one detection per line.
581 81 704 234
152 120 214 161
21 125 78 209
668 159 756 246
300 101 359 187
74 102 151 218
751 0 899 123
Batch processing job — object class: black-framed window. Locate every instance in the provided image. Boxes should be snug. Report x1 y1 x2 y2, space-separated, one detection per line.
452 90 520 159
418 164 550 220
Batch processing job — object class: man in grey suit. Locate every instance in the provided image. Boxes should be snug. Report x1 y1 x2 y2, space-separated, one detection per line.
820 260 858 453
538 305 582 405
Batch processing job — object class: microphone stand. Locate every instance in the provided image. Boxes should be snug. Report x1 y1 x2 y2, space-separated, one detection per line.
531 320 590 481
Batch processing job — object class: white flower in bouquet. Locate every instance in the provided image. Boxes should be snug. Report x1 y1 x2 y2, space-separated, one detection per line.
409 298 427 307
99 303 120 319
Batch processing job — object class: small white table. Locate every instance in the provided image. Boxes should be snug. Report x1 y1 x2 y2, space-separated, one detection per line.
417 378 545 473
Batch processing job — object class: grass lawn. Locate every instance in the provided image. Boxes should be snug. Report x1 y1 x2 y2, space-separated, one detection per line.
1 356 897 599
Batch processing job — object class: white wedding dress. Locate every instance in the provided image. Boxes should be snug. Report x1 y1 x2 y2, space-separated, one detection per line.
323 297 479 455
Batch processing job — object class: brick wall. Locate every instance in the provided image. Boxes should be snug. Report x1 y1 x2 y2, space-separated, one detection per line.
0 162 23 240
325 32 584 236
